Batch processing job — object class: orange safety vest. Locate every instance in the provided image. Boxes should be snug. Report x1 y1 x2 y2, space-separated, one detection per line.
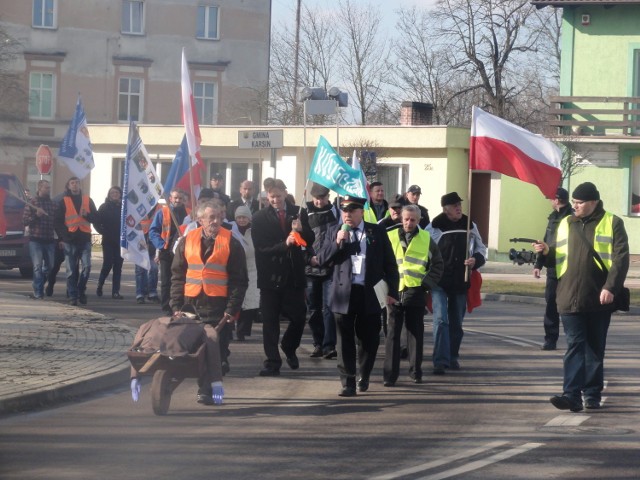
64 195 91 233
184 227 231 298
140 204 160 235
161 206 172 248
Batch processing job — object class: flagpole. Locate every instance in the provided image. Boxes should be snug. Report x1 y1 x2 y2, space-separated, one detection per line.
188 153 197 214
4 189 47 215
465 160 474 283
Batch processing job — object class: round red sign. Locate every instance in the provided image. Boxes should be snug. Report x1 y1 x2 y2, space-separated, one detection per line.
36 144 54 175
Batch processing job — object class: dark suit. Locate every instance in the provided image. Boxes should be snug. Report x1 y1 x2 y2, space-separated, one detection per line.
316 221 399 390
251 203 314 370
228 198 260 220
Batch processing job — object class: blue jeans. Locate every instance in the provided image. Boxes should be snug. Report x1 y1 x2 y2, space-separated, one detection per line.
431 286 467 367
29 241 55 298
306 277 336 351
135 255 159 298
63 241 92 300
561 311 611 403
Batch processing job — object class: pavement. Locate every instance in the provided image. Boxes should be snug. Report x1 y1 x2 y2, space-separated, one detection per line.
1 258 639 415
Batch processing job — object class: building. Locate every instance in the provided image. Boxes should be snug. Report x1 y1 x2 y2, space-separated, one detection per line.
0 0 271 195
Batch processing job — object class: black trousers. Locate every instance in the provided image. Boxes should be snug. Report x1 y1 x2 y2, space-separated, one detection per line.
544 275 560 344
98 243 124 294
260 287 306 370
333 285 381 388
383 304 425 383
158 251 174 312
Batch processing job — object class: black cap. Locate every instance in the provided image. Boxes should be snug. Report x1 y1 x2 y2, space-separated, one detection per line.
388 194 405 209
211 172 224 180
198 188 216 200
310 182 330 197
441 192 463 207
572 182 600 201
407 185 422 194
555 187 569 201
340 195 366 210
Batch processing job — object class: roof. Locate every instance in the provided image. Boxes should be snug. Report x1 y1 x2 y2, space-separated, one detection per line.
532 0 640 6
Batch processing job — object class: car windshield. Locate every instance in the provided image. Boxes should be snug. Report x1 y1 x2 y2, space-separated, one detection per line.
0 176 27 209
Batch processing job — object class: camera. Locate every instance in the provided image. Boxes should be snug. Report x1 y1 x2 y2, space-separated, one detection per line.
508 248 536 266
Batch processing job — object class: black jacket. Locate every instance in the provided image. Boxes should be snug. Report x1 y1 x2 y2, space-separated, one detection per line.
534 203 573 275
228 198 260 220
96 197 122 247
304 200 339 278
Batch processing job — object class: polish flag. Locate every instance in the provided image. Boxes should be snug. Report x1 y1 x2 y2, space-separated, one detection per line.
470 106 562 199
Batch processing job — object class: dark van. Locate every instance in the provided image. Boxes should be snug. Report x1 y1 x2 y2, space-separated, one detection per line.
0 173 32 277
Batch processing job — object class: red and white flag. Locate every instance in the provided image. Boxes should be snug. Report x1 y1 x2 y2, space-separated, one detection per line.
180 49 205 201
470 106 562 199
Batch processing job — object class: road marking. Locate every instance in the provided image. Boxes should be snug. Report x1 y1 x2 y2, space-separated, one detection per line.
370 441 508 480
545 414 590 427
465 328 536 347
416 442 544 480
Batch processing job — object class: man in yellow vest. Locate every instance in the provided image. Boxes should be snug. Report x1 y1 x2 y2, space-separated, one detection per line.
53 176 98 306
170 201 248 405
384 204 443 386
535 182 629 412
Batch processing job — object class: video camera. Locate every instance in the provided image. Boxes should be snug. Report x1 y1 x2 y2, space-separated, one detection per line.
508 237 538 266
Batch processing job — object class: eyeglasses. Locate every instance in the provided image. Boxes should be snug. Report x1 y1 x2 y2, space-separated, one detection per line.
572 200 587 206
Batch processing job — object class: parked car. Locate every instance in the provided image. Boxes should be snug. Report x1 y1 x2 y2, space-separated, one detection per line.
0 173 32 278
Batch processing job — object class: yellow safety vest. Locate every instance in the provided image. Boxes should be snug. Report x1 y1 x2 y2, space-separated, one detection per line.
363 204 377 223
556 211 614 278
388 228 431 290
184 227 231 297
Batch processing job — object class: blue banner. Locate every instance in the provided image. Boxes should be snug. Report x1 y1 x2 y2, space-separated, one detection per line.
308 136 367 198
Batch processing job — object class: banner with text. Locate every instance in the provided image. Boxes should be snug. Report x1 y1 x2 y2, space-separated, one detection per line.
308 136 367 198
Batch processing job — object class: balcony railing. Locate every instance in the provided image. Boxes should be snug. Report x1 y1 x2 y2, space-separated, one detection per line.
550 96 640 136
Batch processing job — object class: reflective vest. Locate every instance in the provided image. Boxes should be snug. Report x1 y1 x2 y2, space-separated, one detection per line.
63 195 91 233
363 204 377 224
556 211 614 278
161 206 172 248
388 227 431 290
184 227 231 298
140 205 160 234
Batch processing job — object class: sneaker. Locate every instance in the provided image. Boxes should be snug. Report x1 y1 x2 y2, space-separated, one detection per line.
309 346 323 358
112 293 123 299
584 399 601 410
136 296 145 304
550 395 583 412
196 393 214 406
323 349 337 359
79 294 87 305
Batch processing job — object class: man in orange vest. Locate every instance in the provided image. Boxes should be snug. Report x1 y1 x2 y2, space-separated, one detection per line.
53 176 98 306
170 200 248 405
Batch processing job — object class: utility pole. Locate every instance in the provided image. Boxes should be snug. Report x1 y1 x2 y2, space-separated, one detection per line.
293 0 301 123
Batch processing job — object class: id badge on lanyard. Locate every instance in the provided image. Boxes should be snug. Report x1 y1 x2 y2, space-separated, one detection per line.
351 253 364 274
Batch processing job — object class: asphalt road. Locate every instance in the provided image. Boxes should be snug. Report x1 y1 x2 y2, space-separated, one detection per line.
0 261 639 479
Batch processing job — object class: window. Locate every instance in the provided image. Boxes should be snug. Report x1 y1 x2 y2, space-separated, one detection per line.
631 156 640 216
118 77 143 122
122 0 144 35
197 6 219 40
193 81 216 125
29 72 55 119
33 0 56 28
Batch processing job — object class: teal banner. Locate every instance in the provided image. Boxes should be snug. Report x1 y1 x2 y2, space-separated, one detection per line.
308 136 367 198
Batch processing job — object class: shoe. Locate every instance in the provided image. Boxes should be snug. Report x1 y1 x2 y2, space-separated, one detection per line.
550 395 583 412
29 294 43 300
383 380 396 387
339 386 357 397
79 294 87 305
309 346 323 358
541 342 557 351
147 296 160 304
411 375 423 384
45 284 53 297
285 353 299 370
357 378 369 392
221 361 230 376
136 297 145 304
259 367 280 377
96 285 103 297
323 349 337 359
68 299 78 306
450 360 460 370
433 366 445 375
196 393 215 406
584 399 601 410
112 293 123 299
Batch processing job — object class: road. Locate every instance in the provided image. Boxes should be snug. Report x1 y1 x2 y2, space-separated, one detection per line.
0 260 639 479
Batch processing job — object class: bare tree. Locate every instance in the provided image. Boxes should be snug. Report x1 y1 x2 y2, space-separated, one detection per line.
0 24 26 123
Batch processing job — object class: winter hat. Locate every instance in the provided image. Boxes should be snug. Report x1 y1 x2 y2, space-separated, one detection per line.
234 205 252 220
572 182 600 202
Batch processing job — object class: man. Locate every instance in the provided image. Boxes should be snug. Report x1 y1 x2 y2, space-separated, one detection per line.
23 180 57 299
315 196 399 396
209 172 231 212
404 185 430 228
53 177 98 306
384 204 443 386
427 192 486 374
304 183 339 359
378 194 404 230
170 201 248 404
251 179 314 376
536 182 628 412
228 180 260 219
149 189 188 314
369 182 389 221
533 187 573 351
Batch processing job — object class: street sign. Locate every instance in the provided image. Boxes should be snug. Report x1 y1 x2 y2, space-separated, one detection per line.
238 130 283 149
35 144 54 175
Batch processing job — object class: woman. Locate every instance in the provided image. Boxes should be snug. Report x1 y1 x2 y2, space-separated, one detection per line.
96 186 124 299
230 205 259 340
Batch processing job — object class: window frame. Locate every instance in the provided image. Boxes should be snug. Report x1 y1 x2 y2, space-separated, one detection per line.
122 0 145 35
117 76 144 123
32 0 57 29
196 5 220 40
28 72 56 120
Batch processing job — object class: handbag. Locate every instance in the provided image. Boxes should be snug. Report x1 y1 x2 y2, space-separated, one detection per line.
574 227 629 311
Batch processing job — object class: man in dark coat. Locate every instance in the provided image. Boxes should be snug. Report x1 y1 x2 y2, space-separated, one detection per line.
251 179 314 376
315 195 399 397
228 179 260 220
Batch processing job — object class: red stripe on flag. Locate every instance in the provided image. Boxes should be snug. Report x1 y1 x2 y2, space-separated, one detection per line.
470 136 562 199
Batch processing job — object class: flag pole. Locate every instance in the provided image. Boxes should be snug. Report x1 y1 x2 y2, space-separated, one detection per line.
188 153 197 214
464 160 474 283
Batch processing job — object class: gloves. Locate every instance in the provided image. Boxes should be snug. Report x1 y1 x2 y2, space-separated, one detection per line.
212 381 224 405
131 378 141 402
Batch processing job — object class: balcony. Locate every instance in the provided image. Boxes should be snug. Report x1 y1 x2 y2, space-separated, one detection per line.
550 96 640 137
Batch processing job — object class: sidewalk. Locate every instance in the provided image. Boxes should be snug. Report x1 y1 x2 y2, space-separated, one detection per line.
1 259 638 415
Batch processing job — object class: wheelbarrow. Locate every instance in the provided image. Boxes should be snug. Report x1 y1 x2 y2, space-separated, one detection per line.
127 344 207 415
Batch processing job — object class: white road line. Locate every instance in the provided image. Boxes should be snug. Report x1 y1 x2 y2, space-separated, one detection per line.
416 442 544 480
465 329 536 347
545 414 590 427
370 441 508 480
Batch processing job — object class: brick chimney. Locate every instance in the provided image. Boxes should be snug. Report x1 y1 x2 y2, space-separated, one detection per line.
400 101 433 126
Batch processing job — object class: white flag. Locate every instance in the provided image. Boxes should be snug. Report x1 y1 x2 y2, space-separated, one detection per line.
58 97 95 179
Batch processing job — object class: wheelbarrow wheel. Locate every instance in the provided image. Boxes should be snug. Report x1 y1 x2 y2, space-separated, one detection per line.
151 369 172 415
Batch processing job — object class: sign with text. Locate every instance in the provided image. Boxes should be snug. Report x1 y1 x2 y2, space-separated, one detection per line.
238 130 283 149
36 144 54 175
